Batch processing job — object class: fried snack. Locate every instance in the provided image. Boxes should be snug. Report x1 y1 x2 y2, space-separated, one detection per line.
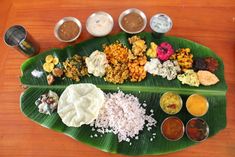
43 55 59 73
103 42 130 64
104 63 129 84
128 56 147 82
128 36 147 57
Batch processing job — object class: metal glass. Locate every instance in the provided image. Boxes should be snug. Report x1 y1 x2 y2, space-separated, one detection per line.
4 25 39 57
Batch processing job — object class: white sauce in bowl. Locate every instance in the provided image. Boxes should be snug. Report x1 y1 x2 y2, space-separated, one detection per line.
150 13 173 33
86 12 114 37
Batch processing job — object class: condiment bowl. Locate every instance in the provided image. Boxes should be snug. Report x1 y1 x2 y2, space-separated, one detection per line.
159 92 183 115
161 116 185 141
186 94 209 117
150 13 173 33
54 17 82 42
86 11 114 37
186 118 209 142
118 8 147 34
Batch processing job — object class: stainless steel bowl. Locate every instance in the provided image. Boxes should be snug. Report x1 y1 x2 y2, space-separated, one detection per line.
186 118 209 142
161 116 185 141
150 13 173 33
118 8 147 34
86 11 114 37
54 17 82 42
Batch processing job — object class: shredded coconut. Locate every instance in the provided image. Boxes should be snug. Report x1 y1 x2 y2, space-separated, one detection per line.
90 90 157 142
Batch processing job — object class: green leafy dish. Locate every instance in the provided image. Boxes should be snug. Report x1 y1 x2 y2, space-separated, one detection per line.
20 32 227 155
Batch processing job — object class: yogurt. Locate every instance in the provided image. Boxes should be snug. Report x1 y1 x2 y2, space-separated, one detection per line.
86 12 114 37
150 13 173 33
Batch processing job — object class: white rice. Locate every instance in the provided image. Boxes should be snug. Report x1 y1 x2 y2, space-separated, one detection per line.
90 91 157 142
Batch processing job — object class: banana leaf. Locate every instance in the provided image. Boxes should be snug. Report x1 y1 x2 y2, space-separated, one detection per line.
20 32 227 155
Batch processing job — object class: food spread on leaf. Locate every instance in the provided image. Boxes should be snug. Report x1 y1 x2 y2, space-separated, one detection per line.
38 35 220 87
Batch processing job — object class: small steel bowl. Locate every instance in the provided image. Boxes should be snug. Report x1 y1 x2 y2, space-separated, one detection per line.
118 8 147 34
150 13 173 33
54 17 82 42
159 92 183 115
161 116 185 141
186 118 209 142
86 11 114 37
186 94 209 117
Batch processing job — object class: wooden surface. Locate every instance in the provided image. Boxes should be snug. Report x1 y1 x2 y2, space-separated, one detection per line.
0 0 235 156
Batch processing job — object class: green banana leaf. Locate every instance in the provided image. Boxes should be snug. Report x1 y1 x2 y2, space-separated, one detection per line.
20 32 227 156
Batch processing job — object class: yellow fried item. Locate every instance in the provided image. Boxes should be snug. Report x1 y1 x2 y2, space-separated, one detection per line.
45 55 54 63
128 36 147 57
43 62 54 72
128 56 147 82
53 57 59 65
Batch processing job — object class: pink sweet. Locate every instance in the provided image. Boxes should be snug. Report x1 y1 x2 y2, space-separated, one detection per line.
157 42 174 61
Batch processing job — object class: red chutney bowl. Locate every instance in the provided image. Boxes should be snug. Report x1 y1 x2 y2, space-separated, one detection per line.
161 116 184 141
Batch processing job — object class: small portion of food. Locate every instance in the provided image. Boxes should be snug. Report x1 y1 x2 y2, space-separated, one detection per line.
58 84 105 127
31 69 43 78
177 69 200 87
128 56 147 82
204 57 219 73
146 42 158 58
104 63 129 84
47 74 55 85
193 58 207 72
157 42 174 61
161 117 184 141
104 42 130 84
35 90 59 115
52 67 63 77
58 21 79 41
43 55 59 73
85 50 108 77
128 36 147 57
197 70 219 86
63 54 88 82
150 13 173 33
120 10 146 33
86 12 113 37
171 48 193 72
144 58 181 80
42 55 62 85
104 42 130 64
186 94 209 117
160 92 182 115
193 57 219 73
186 118 209 142
90 90 157 142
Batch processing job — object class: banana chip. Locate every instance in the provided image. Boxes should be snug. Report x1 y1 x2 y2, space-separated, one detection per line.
45 55 54 63
43 62 54 72
53 57 59 65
